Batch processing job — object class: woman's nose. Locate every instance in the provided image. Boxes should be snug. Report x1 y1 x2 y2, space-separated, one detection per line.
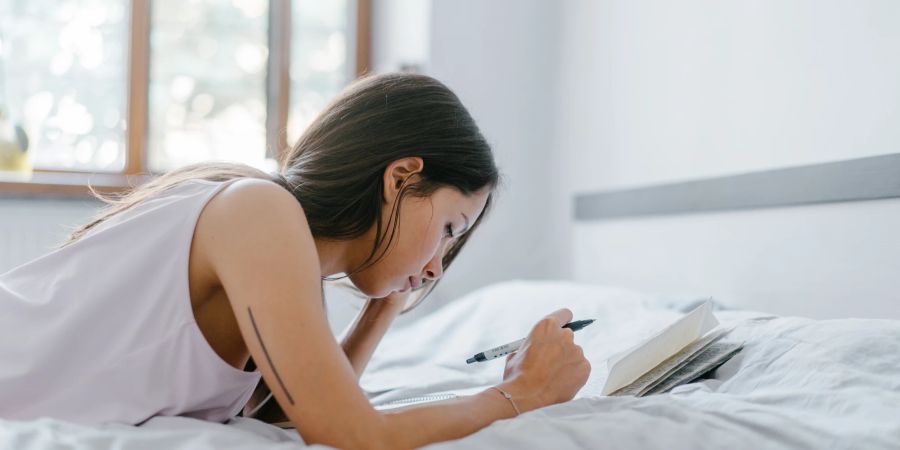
423 252 443 281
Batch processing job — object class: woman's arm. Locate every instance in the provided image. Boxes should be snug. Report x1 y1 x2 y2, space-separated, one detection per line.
340 294 407 378
244 278 409 425
244 291 407 421
199 180 590 449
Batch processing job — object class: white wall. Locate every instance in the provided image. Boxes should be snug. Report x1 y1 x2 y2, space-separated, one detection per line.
551 0 900 319
421 0 561 308
571 199 900 320
0 198 99 272
369 0 431 73
555 0 900 193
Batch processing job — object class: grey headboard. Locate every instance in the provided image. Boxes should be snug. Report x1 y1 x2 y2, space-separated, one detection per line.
575 153 900 221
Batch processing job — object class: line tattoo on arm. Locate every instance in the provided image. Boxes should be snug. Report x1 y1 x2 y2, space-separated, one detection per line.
247 306 295 405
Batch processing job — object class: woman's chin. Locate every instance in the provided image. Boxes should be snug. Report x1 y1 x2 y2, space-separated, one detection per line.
375 285 409 299
361 284 397 299
348 275 405 299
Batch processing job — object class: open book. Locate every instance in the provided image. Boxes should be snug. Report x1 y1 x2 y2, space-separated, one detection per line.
600 300 744 396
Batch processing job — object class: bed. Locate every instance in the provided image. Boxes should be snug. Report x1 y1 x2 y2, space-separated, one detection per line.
2 279 898 449
4 154 899 448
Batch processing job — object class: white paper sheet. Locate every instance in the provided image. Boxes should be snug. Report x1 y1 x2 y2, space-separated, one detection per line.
600 300 719 395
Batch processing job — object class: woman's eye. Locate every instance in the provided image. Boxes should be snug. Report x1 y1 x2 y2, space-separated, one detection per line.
445 224 454 238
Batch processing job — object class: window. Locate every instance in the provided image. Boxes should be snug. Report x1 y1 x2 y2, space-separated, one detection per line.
287 0 354 146
147 0 271 172
0 0 368 193
0 0 129 172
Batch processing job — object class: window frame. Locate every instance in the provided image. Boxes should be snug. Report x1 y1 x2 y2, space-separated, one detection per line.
0 0 370 198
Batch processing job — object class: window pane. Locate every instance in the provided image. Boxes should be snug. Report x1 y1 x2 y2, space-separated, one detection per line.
0 0 128 172
287 0 352 146
147 0 271 173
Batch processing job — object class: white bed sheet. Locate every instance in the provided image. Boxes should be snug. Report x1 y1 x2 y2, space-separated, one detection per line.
2 280 898 449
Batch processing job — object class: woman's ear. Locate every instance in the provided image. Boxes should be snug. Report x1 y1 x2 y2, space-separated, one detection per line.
383 157 424 202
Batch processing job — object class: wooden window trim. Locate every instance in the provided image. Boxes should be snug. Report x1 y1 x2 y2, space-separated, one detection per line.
1 0 371 199
125 0 151 177
0 172 151 199
356 0 371 77
266 0 291 163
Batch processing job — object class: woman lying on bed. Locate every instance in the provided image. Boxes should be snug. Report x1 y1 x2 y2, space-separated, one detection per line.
0 73 590 449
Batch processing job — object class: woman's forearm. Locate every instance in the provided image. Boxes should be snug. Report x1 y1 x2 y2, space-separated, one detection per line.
340 297 404 378
377 383 543 449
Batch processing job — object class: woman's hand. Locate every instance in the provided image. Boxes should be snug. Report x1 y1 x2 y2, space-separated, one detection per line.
495 308 592 412
374 289 413 316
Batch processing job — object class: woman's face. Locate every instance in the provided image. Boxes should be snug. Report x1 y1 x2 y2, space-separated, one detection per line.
349 162 491 299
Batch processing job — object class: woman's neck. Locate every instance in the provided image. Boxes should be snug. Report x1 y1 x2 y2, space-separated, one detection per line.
314 237 361 277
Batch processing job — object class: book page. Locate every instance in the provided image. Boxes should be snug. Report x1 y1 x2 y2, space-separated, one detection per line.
643 341 744 395
601 301 719 395
611 327 730 396
373 393 459 411
370 385 487 411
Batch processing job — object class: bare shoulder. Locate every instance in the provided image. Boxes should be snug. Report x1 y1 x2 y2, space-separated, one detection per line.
195 178 320 282
204 178 305 224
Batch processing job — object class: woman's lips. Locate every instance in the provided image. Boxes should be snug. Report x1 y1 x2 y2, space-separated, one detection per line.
397 277 412 293
397 276 422 293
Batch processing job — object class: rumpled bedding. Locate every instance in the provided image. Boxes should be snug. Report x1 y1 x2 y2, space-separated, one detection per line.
2 280 898 449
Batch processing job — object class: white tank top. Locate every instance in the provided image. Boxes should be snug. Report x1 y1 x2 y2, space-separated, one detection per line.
0 178 262 425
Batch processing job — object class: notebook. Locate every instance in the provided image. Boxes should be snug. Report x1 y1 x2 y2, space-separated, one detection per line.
599 300 744 396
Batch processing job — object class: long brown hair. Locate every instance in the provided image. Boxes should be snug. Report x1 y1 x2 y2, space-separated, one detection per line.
67 73 500 312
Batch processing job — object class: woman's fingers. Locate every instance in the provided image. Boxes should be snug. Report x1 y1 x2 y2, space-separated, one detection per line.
501 308 592 408
544 308 574 327
528 308 575 341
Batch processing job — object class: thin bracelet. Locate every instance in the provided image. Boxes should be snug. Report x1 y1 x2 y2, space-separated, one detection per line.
490 386 521 416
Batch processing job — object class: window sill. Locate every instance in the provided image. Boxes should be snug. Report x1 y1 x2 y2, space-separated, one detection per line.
0 171 151 199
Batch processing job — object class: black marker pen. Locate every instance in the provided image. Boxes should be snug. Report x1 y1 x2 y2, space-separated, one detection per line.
466 319 595 364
